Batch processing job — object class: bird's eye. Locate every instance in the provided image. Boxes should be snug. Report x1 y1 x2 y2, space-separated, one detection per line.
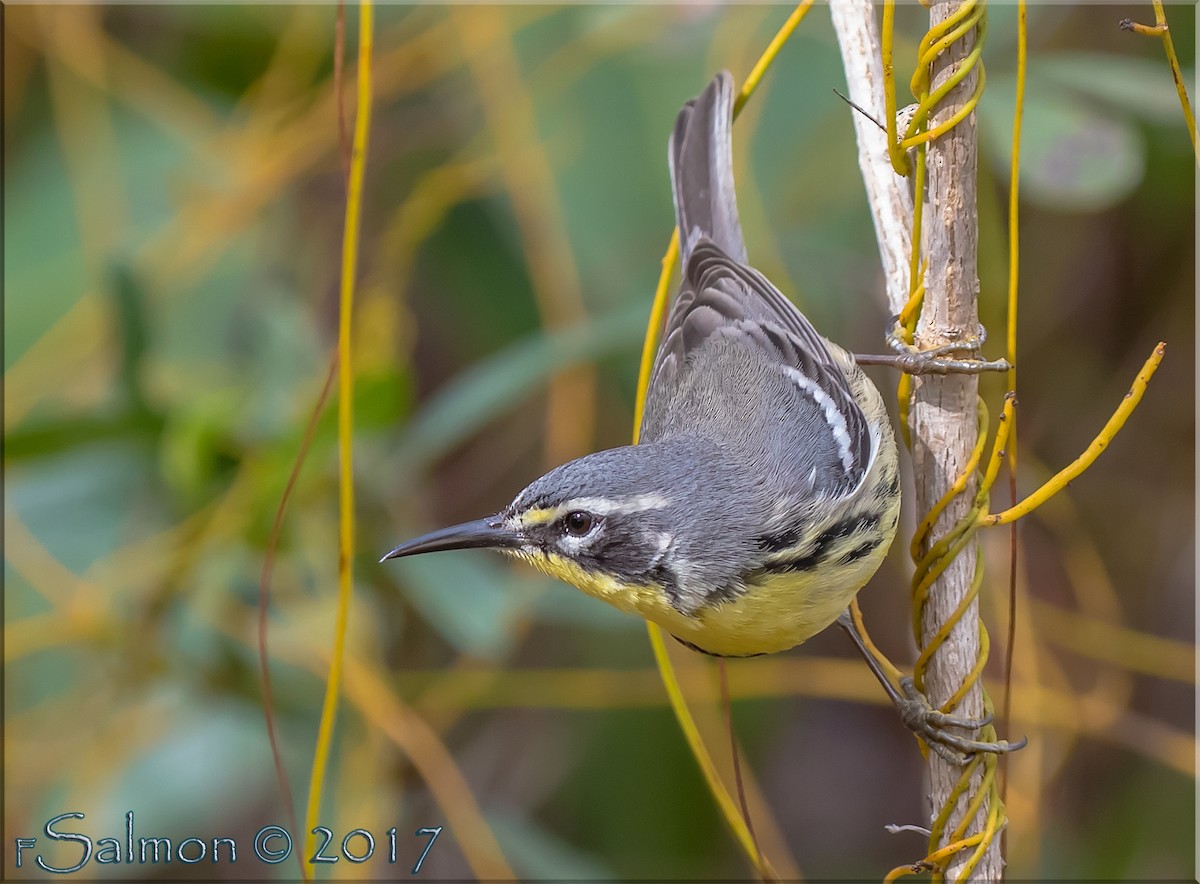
563 511 595 537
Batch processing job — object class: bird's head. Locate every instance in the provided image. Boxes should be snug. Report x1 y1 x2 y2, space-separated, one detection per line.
382 446 685 612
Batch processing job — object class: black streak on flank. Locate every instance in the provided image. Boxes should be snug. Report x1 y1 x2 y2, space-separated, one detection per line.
837 538 881 566
754 513 882 576
757 524 804 553
758 512 882 555
760 550 823 575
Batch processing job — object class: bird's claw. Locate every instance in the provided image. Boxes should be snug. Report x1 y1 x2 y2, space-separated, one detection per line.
897 677 1028 765
885 320 1011 376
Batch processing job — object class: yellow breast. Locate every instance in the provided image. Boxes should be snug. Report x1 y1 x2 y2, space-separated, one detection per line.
513 536 890 657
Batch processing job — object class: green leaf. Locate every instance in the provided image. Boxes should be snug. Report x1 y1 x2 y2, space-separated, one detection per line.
1038 52 1193 124
6 444 156 574
983 73 1146 212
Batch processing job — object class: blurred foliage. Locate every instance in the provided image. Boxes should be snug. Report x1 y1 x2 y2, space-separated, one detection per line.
4 3 1194 881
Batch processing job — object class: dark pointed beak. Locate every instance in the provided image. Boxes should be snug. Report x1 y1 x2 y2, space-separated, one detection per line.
379 516 522 562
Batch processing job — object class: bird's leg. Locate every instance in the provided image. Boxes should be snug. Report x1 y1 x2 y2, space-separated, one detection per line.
854 319 1011 376
835 610 1027 763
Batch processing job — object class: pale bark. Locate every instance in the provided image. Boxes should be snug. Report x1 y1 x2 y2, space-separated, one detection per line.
829 0 912 318
911 1 997 880
832 2 999 880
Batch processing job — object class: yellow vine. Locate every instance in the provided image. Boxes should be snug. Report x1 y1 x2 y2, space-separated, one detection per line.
304 1 373 872
879 3 1167 877
633 4 814 877
1121 1 1197 163
980 344 1166 529
881 1 1007 879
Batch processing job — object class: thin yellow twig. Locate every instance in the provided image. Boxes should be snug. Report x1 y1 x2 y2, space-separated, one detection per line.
881 0 909 176
634 6 814 877
633 150 766 884
849 598 904 685
645 627 775 878
1006 2 1024 391
890 5 1005 877
733 0 814 117
1121 2 1197 161
901 7 987 148
632 228 679 441
978 394 1017 500
1000 5 1025 813
909 401 988 563
980 343 1165 527
304 1 372 870
895 262 926 445
259 349 337 883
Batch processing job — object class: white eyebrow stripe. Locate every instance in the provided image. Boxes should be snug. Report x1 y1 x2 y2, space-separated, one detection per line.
782 366 855 476
515 493 671 526
565 494 670 515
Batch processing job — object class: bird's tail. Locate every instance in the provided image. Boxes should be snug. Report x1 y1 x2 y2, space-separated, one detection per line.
668 71 747 265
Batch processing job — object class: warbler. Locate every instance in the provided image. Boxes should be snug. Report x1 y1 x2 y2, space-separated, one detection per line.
385 70 899 654
384 72 1020 758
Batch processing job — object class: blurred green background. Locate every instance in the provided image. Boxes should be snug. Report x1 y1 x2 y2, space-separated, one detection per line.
5 3 1194 881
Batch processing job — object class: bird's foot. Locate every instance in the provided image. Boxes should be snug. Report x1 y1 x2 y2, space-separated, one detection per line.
896 677 1027 764
875 321 1011 376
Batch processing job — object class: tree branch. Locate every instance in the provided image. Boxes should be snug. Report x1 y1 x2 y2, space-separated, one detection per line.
833 2 1001 879
911 1 998 879
830 0 912 318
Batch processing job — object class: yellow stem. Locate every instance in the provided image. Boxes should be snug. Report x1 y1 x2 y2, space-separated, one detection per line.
635 6 815 877
909 401 988 562
1123 3 1197 163
1006 1 1025 388
304 1 372 871
849 598 904 684
1151 0 1198 161
632 229 678 441
645 626 771 875
733 0 814 118
882 0 910 176
977 393 1017 502
981 343 1165 527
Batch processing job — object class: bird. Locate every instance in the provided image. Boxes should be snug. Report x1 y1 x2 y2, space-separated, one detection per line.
383 71 1021 759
